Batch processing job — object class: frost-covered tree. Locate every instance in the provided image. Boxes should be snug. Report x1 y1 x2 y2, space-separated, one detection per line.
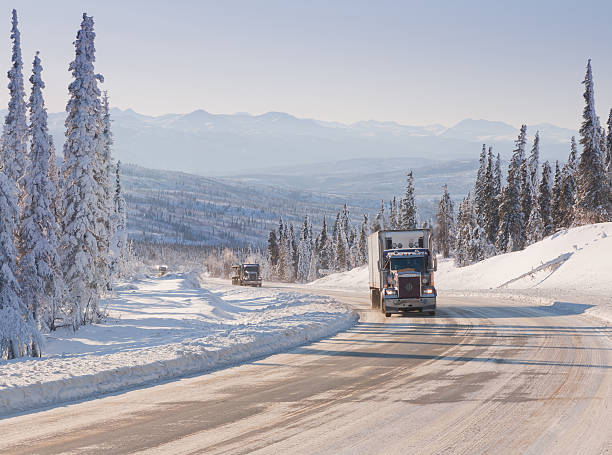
497 125 527 252
1 10 28 195
399 171 417 228
435 184 455 258
95 91 114 290
17 52 65 332
538 160 553 236
60 14 106 328
389 197 398 230
296 217 312 282
454 193 473 267
357 214 368 265
0 170 42 359
474 144 488 214
551 161 563 230
574 60 612 224
111 161 127 277
558 137 578 228
482 147 499 246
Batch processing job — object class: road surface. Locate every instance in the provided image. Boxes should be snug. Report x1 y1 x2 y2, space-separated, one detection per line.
0 287 610 454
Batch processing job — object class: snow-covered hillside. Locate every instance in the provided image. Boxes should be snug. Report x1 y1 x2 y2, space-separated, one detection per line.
309 223 612 322
0 274 356 416
436 223 612 294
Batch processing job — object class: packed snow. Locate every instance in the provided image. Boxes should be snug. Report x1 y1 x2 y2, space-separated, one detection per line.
309 223 612 323
0 273 357 416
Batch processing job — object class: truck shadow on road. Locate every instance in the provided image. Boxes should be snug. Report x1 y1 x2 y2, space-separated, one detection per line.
430 301 595 319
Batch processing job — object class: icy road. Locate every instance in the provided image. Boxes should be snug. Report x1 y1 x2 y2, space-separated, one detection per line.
0 287 610 454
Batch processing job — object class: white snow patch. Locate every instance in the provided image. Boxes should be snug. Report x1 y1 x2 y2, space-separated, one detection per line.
0 273 357 416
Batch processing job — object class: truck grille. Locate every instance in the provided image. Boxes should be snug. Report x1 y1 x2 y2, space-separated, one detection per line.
398 276 420 299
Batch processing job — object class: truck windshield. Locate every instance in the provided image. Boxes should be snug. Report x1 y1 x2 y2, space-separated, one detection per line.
244 265 259 272
390 257 425 271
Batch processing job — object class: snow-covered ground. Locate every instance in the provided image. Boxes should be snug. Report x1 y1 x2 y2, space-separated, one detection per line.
0 273 357 416
309 223 612 324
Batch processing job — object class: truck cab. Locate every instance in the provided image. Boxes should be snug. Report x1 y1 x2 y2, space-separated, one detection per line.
368 229 437 317
231 263 263 287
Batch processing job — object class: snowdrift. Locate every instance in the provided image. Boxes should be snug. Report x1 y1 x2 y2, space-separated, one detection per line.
0 273 357 416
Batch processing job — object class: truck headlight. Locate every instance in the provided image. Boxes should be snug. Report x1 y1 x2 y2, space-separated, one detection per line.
422 286 436 296
384 288 398 296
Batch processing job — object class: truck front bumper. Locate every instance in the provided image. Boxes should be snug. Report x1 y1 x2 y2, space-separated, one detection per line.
383 296 436 312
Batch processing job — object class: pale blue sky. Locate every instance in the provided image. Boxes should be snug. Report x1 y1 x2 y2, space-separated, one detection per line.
1 0 611 129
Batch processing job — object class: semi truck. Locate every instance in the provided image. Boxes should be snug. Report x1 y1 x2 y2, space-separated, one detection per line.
231 263 263 287
367 229 437 317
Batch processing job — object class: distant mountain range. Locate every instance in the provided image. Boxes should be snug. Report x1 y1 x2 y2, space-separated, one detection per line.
0 107 577 175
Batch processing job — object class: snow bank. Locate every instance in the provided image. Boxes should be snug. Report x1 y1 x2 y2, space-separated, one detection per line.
0 274 357 416
308 265 369 292
436 223 612 293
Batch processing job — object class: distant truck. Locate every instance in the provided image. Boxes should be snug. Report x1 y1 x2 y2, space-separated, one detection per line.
231 263 262 287
368 229 437 317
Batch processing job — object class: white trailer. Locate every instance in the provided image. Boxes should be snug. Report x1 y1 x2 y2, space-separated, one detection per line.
368 229 437 317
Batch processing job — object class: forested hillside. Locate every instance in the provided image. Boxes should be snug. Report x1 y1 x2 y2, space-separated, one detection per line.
122 164 379 247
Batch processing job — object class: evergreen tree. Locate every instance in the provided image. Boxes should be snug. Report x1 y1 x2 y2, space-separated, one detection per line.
399 171 417 228
60 14 106 327
111 161 127 277
389 197 398 229
474 144 488 216
0 171 42 359
483 147 499 246
357 214 368 265
94 91 114 291
606 108 612 174
454 193 472 267
497 125 527 252
574 60 612 224
559 137 578 227
551 161 563 229
1 10 28 196
17 52 65 332
297 217 311 282
435 185 455 258
538 160 553 236
522 132 540 244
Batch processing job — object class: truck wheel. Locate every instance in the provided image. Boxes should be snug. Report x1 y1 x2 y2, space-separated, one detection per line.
371 289 380 309
428 311 436 316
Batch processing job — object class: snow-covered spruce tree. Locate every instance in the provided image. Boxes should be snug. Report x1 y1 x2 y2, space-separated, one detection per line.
454 193 472 267
526 192 544 245
482 147 499 247
473 144 488 215
0 170 42 359
296 217 311 282
334 218 349 271
551 161 563 230
111 161 128 277
357 214 368 265
559 137 578 228
60 13 106 327
267 229 279 280
95 91 114 290
1 10 28 196
317 216 331 274
17 52 66 332
435 184 455 258
400 171 417 229
538 160 553 236
497 125 527 252
574 60 612 224
389 197 398 230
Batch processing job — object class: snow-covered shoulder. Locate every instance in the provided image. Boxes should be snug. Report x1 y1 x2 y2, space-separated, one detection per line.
0 273 357 416
307 265 369 292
